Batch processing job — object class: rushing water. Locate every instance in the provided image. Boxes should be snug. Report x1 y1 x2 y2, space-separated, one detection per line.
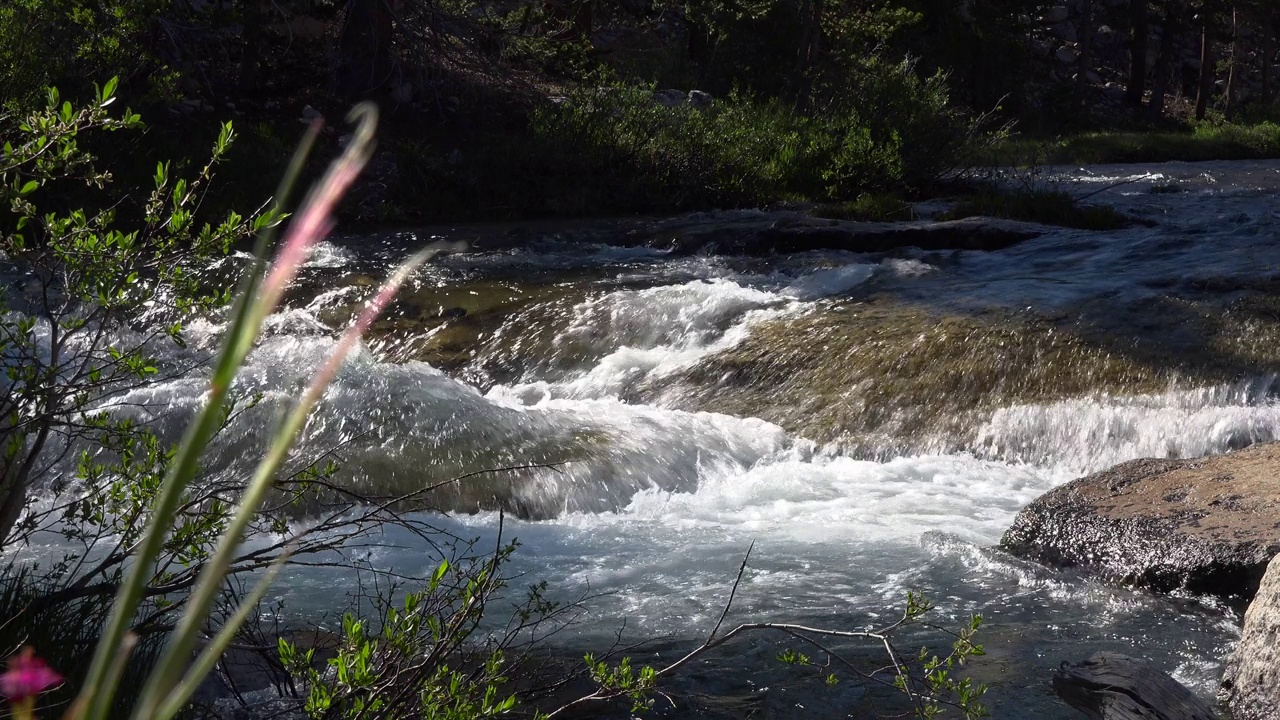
38 160 1280 716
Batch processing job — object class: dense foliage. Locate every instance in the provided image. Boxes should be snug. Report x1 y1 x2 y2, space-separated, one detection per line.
2 0 1276 220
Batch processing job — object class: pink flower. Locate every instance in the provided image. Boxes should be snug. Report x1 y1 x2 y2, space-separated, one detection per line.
0 648 63 702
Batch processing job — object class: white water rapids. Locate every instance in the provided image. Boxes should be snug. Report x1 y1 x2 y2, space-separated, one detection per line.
23 159 1280 717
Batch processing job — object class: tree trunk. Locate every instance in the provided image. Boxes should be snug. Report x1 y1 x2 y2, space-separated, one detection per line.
1264 24 1274 105
1076 0 1094 108
0 430 28 551
1224 7 1238 115
794 0 823 102
1125 0 1149 105
337 0 396 100
687 15 712 67
798 0 823 72
239 0 265 93
1148 18 1176 122
1196 17 1213 120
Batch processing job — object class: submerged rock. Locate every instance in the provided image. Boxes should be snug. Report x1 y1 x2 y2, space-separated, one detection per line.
666 304 1169 448
1002 443 1280 600
1221 554 1280 720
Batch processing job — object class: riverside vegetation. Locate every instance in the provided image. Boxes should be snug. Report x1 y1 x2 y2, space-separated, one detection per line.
2 0 1280 224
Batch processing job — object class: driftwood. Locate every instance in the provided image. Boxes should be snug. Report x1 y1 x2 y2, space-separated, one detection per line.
1052 652 1218 720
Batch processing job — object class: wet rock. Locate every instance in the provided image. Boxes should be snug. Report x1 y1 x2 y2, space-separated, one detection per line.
689 89 714 109
471 208 1049 256
1058 46 1081 64
1221 554 1280 720
669 304 1168 448
1054 652 1218 720
1002 443 1280 600
630 211 1043 256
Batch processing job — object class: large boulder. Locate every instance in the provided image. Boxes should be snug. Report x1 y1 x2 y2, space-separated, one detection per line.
1221 554 1280 720
1001 443 1280 600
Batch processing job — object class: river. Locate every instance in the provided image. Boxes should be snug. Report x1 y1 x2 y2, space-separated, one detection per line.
99 160 1280 716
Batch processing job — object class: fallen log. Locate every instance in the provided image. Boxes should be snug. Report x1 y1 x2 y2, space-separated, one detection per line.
1052 652 1218 720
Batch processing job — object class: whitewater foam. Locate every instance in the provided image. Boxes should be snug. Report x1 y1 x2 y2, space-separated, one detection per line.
975 377 1280 472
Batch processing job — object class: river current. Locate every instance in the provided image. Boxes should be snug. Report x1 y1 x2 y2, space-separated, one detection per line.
67 160 1280 715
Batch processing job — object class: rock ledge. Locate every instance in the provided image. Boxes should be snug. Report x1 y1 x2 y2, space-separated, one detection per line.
1001 442 1280 600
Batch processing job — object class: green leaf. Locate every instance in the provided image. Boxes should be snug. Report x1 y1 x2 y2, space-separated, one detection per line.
19 180 38 195
102 77 119 104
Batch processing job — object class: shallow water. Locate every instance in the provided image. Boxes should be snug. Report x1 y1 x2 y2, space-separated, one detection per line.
35 160 1280 716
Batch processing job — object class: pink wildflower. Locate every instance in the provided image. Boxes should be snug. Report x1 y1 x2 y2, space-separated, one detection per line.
0 648 62 702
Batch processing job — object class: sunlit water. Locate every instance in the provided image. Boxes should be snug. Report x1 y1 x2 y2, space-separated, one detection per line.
29 160 1280 716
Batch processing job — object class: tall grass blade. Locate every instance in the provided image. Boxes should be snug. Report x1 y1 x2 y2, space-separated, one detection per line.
73 109 365 720
132 242 446 720
154 555 288 719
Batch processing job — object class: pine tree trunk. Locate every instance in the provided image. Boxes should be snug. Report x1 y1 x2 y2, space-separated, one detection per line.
337 0 396 99
1148 19 1176 122
796 0 823 78
1196 17 1213 120
1126 0 1149 105
1264 26 1274 105
1224 7 1238 115
1076 0 1094 108
239 0 264 93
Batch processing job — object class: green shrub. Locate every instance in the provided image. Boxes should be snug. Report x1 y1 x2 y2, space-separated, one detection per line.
822 58 996 196
390 65 991 221
0 0 169 105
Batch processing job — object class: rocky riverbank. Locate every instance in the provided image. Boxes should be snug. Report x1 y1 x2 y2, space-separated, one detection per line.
1222 554 1280 720
1003 442 1280 717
